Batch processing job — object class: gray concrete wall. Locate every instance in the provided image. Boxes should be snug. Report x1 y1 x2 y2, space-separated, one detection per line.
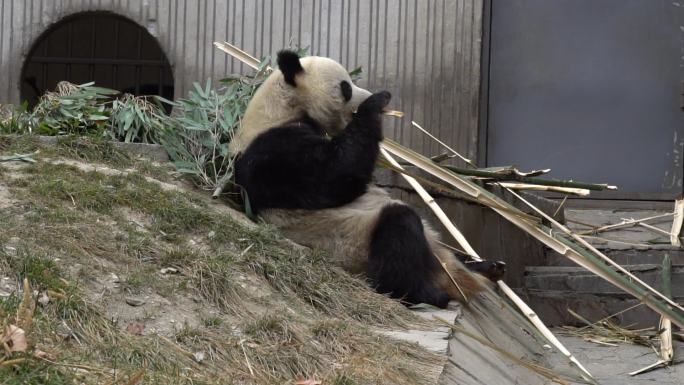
0 0 483 162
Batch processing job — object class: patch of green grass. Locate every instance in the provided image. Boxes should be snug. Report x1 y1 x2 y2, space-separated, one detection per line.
0 361 75 385
202 315 223 328
121 268 150 294
0 135 132 169
51 135 132 168
11 162 211 237
0 250 70 294
0 295 21 320
243 313 293 342
332 375 359 385
134 159 175 183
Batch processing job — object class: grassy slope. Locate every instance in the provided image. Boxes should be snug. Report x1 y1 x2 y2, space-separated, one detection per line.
0 136 439 385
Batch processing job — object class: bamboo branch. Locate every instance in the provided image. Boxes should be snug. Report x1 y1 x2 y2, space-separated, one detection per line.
0 152 37 163
411 121 474 165
213 42 266 71
493 182 590 197
443 165 617 191
577 213 674 235
637 222 671 238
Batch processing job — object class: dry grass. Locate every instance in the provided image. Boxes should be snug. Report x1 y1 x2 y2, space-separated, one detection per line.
0 134 437 385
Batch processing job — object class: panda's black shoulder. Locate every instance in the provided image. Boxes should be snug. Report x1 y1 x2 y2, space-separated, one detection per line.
247 119 327 152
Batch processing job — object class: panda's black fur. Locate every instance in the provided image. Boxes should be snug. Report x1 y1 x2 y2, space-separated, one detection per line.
235 91 388 214
233 50 503 308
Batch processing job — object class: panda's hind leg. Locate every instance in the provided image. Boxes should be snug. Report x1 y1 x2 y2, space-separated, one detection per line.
368 204 451 308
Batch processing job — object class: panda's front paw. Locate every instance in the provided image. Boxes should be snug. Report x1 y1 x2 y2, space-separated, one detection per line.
356 91 392 115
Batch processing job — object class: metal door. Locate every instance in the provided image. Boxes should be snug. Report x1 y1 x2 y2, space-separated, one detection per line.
485 0 684 199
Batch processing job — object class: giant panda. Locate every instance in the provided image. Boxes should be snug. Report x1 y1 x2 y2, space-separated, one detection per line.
231 50 504 308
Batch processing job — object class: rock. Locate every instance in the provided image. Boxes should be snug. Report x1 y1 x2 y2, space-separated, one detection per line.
125 297 146 307
38 292 50 306
160 267 179 275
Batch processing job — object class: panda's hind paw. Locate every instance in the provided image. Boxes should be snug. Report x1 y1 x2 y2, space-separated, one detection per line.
465 260 506 283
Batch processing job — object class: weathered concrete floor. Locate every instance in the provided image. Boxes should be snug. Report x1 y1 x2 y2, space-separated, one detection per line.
556 333 683 385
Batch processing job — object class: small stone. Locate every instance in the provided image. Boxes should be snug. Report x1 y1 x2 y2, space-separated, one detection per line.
207 231 216 238
38 292 50 306
160 267 179 275
125 297 146 307
193 351 205 363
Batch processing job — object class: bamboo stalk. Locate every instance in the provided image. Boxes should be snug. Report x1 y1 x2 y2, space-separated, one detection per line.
379 146 595 382
577 213 674 235
637 222 671 237
377 158 541 223
443 164 616 191
411 121 474 165
660 254 673 363
493 182 590 196
213 42 266 71
670 199 684 247
629 360 667 376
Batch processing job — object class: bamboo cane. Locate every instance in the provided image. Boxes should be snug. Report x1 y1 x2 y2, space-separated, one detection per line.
670 199 684 247
637 222 671 238
492 182 590 196
660 254 673 363
379 147 595 381
577 213 674 235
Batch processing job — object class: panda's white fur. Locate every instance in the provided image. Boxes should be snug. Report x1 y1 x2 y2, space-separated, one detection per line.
232 52 488 307
230 56 371 155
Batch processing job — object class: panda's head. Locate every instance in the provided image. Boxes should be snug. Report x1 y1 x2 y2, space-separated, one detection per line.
230 50 373 154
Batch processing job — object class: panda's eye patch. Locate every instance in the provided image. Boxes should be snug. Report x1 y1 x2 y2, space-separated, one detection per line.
340 81 352 102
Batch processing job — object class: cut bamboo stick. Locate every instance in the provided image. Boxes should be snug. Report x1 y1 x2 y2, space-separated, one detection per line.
577 213 674 235
493 182 590 197
443 165 616 191
379 147 595 382
670 199 684 247
637 222 671 238
213 42 266 71
660 254 673 363
411 121 474 165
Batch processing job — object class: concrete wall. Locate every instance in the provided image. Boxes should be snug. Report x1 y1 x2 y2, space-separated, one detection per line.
0 0 484 161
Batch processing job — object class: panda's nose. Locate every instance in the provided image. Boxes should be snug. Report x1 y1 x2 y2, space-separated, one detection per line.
349 84 373 110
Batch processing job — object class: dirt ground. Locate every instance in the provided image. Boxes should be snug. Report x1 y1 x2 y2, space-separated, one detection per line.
557 334 683 385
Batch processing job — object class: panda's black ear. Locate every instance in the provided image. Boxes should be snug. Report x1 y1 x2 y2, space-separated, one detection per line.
277 50 304 87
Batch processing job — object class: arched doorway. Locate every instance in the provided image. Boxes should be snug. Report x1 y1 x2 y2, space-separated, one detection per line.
21 11 174 107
